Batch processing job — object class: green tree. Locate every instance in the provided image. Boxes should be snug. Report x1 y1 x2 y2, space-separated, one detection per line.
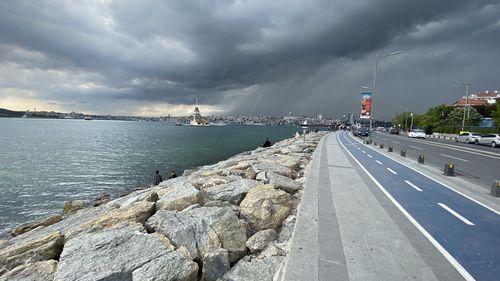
447 107 481 127
492 100 500 127
419 104 453 134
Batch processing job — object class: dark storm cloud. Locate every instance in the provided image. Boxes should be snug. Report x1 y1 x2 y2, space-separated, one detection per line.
0 0 499 117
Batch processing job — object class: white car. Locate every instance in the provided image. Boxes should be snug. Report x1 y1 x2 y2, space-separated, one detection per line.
477 133 500 147
456 132 482 144
408 129 426 138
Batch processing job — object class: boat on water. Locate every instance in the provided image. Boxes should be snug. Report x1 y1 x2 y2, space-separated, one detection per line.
84 116 93 120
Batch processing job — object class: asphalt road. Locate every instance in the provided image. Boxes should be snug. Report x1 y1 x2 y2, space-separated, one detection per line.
339 131 500 281
366 131 500 189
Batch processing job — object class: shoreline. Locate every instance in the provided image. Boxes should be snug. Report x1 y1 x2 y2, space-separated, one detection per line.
0 131 325 280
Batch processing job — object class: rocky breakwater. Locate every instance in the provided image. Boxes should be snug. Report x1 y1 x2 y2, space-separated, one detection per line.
0 132 325 281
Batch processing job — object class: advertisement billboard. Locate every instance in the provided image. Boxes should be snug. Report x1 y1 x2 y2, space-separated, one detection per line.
360 92 372 119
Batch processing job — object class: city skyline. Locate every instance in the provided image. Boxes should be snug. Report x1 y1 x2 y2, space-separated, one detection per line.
1 1 499 118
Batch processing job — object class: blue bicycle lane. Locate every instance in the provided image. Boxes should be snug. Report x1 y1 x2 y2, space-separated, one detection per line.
338 132 500 281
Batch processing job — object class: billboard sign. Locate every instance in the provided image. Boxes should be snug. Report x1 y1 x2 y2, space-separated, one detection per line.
360 92 372 119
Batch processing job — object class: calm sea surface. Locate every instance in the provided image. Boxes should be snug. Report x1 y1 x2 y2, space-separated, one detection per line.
0 118 299 235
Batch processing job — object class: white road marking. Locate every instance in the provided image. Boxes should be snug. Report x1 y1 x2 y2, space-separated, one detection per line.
440 154 469 162
362 150 366 154
357 147 361 150
404 180 423 192
376 160 383 165
437 203 475 226
382 138 387 140
367 154 373 158
392 141 401 144
409 145 423 150
387 168 397 175
337 132 476 281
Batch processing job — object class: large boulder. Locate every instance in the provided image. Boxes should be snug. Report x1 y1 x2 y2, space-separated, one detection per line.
0 260 58 281
259 155 300 171
62 200 89 214
218 255 284 281
245 229 277 253
239 185 297 232
156 180 201 211
0 232 64 275
190 176 241 190
65 201 155 239
202 247 230 281
203 179 259 205
267 172 302 194
146 207 247 263
54 228 197 281
11 215 62 237
109 189 158 209
251 163 291 178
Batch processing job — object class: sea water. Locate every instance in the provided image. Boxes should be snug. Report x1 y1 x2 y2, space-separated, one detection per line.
0 118 300 235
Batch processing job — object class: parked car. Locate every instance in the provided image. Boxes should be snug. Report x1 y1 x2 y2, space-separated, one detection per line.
477 133 500 147
456 132 482 144
390 128 400 135
357 127 370 137
408 129 426 139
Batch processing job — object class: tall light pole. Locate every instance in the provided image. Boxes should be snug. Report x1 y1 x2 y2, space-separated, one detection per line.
452 83 471 132
410 113 414 130
369 51 404 130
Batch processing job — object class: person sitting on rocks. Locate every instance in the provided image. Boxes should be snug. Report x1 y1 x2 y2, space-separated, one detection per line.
169 170 177 179
152 170 163 186
262 138 272 147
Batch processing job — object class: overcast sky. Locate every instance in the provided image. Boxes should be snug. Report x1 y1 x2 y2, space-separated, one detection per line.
0 0 499 119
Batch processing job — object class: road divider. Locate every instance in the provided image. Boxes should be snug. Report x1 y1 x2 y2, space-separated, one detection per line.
400 149 406 157
491 181 500 197
444 164 455 176
418 155 425 164
388 145 393 152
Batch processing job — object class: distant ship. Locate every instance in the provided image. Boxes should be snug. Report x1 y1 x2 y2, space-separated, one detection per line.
84 116 93 120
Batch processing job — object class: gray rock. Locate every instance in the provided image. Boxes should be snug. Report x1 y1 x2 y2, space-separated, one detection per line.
10 203 116 246
190 176 240 189
259 155 300 171
146 207 247 263
239 185 297 232
132 247 198 281
62 200 89 214
278 215 296 243
267 172 302 194
203 179 259 205
0 260 58 281
110 189 158 209
156 180 201 211
54 228 196 281
252 163 291 178
202 247 230 281
255 172 268 183
245 229 277 253
11 215 63 237
218 255 284 281
0 232 63 275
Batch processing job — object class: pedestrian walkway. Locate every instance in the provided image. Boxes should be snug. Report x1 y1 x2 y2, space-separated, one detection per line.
281 132 464 281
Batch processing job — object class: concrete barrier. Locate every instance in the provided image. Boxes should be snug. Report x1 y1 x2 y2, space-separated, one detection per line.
418 155 425 164
400 149 406 157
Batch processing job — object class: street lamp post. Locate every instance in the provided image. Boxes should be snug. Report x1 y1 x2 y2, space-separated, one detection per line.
452 83 471 132
368 51 404 131
410 113 414 130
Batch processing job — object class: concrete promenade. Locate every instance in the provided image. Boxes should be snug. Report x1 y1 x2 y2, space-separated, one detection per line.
282 132 465 281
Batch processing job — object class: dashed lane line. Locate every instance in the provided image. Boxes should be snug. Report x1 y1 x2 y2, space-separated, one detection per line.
362 150 366 154
404 180 423 192
376 160 383 165
387 168 397 175
440 153 469 163
409 145 423 150
367 154 373 158
392 141 401 144
438 203 475 226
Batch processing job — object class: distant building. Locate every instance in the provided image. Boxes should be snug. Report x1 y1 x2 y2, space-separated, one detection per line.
452 90 499 107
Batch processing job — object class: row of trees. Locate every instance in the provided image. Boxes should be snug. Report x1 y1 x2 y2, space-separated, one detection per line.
392 101 500 134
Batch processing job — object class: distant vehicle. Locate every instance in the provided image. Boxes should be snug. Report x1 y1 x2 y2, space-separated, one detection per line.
390 128 400 135
408 129 426 139
477 133 500 147
456 132 481 144
357 127 370 137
